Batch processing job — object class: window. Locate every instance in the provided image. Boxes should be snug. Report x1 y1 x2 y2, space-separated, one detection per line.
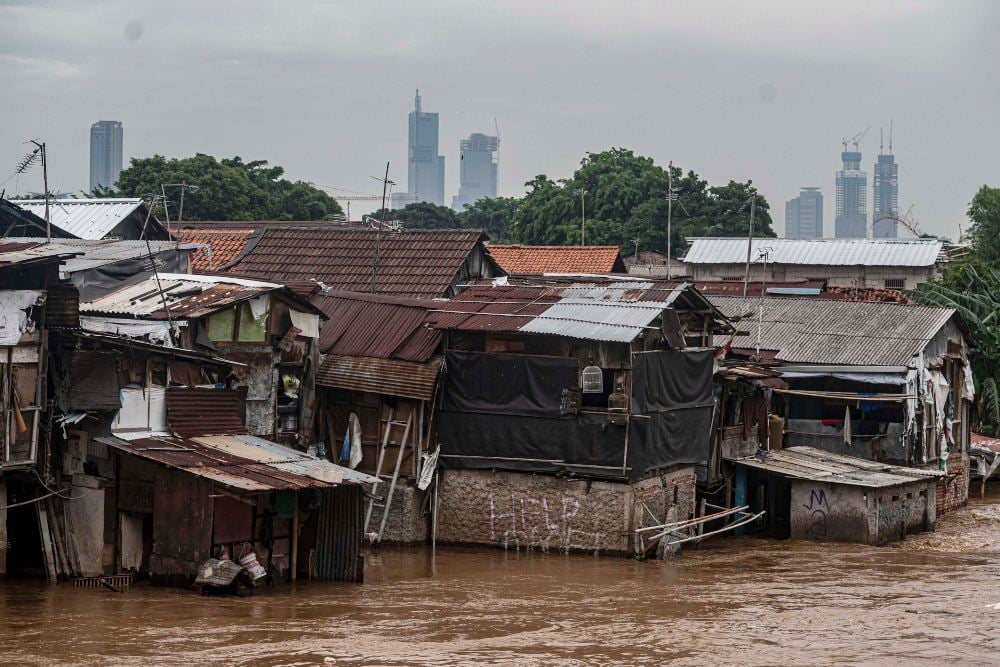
884 278 905 290
236 302 267 342
207 307 235 342
206 303 268 343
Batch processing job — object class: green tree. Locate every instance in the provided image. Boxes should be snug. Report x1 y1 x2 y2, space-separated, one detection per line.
509 148 774 255
457 196 519 241
373 202 461 230
109 154 343 221
908 185 1000 435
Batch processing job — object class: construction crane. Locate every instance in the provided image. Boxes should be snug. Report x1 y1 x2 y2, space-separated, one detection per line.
841 126 871 152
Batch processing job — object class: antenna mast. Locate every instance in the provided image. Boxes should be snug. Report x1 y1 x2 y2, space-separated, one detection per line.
28 140 49 242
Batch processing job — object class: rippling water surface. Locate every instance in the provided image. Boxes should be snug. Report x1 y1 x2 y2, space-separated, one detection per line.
4 495 1000 666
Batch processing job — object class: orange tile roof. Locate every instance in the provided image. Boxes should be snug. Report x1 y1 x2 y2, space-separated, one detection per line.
485 244 626 274
177 229 253 272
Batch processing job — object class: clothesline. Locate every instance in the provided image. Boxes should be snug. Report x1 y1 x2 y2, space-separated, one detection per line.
773 388 915 402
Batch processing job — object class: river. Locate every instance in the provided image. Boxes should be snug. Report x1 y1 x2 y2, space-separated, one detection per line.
4 494 1000 666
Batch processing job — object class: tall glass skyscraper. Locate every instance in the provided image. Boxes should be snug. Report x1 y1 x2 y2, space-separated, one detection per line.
785 187 824 238
89 120 123 192
395 90 445 207
835 149 867 238
872 146 899 238
451 133 498 211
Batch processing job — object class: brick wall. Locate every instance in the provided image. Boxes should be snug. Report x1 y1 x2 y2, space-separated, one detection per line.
937 452 969 515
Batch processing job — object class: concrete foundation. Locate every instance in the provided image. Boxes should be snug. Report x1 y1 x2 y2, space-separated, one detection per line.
435 467 696 556
368 481 429 545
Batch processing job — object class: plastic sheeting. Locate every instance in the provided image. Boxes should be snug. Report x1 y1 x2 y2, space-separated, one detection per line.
289 309 320 338
437 349 716 479
0 290 42 344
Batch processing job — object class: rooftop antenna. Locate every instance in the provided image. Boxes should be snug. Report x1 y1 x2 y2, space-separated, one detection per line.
370 162 394 292
666 161 676 279
880 127 884 154
889 119 894 155
27 140 50 242
415 88 421 113
741 191 757 297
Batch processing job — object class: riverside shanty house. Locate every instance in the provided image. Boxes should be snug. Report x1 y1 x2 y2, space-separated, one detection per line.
221 227 502 298
709 295 973 541
311 290 442 544
93 388 375 585
425 279 732 555
79 273 325 447
0 242 81 579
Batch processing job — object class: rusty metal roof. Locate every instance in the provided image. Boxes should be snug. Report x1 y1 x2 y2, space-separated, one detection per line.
317 355 441 400
429 281 726 343
165 388 248 437
732 446 943 488
223 227 498 298
97 432 377 492
312 290 440 361
2 238 202 274
486 244 626 274
709 296 957 366
80 272 279 319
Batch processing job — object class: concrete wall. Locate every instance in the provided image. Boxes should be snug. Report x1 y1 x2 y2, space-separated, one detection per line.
690 263 936 290
435 467 696 556
368 481 428 544
790 479 934 545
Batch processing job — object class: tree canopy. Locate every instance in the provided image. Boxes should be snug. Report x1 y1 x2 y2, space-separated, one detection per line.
909 185 1000 435
106 154 343 221
510 148 774 256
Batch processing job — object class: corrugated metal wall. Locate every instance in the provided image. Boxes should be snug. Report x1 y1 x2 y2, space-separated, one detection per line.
314 485 364 582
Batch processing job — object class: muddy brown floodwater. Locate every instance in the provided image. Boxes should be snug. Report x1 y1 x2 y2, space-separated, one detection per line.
4 495 1000 666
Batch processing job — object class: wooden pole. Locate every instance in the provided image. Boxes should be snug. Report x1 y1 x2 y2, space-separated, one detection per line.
291 495 299 583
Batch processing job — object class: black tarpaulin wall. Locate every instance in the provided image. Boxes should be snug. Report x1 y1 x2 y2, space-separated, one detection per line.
626 350 716 476
439 349 716 479
438 350 627 474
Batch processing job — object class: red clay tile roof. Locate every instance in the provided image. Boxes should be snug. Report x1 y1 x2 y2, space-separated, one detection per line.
177 229 254 272
485 244 626 274
224 227 498 299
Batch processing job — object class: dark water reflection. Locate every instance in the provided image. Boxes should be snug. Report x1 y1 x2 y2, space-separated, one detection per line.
4 499 1000 666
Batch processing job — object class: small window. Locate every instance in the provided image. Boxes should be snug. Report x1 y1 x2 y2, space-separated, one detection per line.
236 302 267 342
207 307 236 342
884 278 905 290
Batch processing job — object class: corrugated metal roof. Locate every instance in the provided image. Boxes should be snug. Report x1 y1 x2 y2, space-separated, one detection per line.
429 282 705 343
0 241 81 270
683 237 944 267
710 296 957 366
4 238 202 273
312 290 440 362
165 388 248 437
317 355 441 400
486 244 626 274
80 272 277 319
97 433 377 492
11 198 146 239
223 227 499 299
0 199 76 238
732 446 943 488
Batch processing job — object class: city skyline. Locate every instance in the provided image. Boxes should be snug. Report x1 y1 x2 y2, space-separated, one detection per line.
451 132 499 211
873 130 899 238
835 148 868 238
785 186 823 238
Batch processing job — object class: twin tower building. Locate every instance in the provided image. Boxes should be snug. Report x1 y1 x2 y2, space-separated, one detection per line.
389 90 499 211
786 137 899 239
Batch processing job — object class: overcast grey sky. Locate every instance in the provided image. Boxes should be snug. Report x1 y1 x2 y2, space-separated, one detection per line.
1 0 997 238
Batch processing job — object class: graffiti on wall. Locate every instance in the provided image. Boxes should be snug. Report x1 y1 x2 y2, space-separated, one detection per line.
802 488 829 538
488 493 604 554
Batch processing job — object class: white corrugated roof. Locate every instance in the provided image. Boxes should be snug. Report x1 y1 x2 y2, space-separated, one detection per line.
11 198 144 239
522 299 674 342
682 237 944 267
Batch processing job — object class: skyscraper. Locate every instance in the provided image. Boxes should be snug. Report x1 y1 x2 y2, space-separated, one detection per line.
785 187 824 238
872 131 899 238
835 147 867 238
89 120 123 192
451 133 498 211
392 90 445 208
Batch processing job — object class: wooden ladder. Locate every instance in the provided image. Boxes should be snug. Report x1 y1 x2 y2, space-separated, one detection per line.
363 409 413 540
